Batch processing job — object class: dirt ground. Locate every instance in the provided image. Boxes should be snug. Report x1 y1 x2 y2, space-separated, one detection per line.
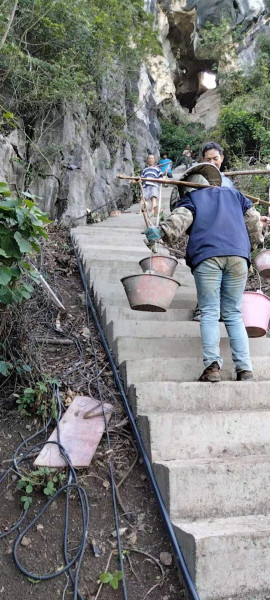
0 225 186 600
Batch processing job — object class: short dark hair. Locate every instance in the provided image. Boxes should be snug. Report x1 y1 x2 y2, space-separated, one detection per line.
202 141 223 157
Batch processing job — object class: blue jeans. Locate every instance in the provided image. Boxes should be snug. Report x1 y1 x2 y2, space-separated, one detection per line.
193 256 252 373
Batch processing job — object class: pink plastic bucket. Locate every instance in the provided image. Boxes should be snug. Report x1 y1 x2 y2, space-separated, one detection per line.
254 250 270 278
241 290 270 337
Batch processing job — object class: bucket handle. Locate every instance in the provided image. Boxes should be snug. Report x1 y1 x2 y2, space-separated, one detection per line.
254 267 263 293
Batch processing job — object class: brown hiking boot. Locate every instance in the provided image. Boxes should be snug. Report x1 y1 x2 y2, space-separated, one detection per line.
236 370 253 381
199 362 221 383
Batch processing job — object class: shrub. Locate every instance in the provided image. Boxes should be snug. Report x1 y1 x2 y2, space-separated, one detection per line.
159 118 207 165
0 182 49 305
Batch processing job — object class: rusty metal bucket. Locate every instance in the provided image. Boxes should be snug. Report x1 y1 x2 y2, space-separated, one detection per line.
121 273 180 312
254 249 270 278
139 255 178 278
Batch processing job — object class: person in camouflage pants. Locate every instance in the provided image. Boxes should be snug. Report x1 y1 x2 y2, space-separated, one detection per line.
145 163 263 383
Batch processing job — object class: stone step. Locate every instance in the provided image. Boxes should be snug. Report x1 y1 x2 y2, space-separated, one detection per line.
138 409 270 462
77 215 147 229
122 356 270 387
82 257 191 277
153 455 270 520
106 319 213 347
128 380 270 414
101 307 194 339
94 286 197 312
88 266 194 287
78 249 158 264
114 335 270 364
172 514 270 600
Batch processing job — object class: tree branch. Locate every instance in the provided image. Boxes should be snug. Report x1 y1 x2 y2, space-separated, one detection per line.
0 0 18 51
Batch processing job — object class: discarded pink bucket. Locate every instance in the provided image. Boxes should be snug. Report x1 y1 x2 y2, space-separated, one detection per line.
241 290 270 337
139 255 178 278
121 273 180 312
254 250 270 278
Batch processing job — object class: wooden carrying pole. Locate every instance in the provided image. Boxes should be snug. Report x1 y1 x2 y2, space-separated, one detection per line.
225 169 270 176
118 174 270 207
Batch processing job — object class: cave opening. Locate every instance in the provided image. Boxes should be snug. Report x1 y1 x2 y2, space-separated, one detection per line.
200 72 217 89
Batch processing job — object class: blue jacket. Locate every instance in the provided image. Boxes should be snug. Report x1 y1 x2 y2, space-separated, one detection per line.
177 187 253 271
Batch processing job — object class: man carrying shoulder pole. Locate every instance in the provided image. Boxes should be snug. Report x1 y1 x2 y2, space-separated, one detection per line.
145 163 264 383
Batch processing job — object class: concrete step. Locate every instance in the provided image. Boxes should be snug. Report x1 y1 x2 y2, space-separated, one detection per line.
88 266 194 287
106 319 217 347
101 307 194 339
94 285 197 312
82 257 191 277
122 356 270 387
138 409 270 462
153 455 270 520
114 335 270 364
173 514 270 600
78 249 158 265
128 380 270 414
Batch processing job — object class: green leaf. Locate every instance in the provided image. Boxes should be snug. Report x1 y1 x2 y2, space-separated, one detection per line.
21 495 32 509
0 266 13 286
0 286 13 304
15 208 25 226
14 232 32 254
23 198 35 208
0 182 11 196
0 234 21 259
110 577 119 590
0 248 8 257
113 571 123 581
43 488 50 495
99 572 114 584
27 578 41 584
26 484 33 493
0 360 13 376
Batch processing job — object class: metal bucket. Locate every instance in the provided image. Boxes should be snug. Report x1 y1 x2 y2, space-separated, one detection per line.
241 290 270 337
121 273 180 312
254 250 270 278
139 255 178 277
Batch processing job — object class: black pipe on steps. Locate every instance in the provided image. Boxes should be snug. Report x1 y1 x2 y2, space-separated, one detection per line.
70 231 201 600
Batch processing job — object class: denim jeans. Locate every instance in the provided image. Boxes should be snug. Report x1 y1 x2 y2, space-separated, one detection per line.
193 256 252 373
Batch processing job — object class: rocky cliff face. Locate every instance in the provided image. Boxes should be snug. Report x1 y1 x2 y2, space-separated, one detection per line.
0 0 268 221
153 0 268 113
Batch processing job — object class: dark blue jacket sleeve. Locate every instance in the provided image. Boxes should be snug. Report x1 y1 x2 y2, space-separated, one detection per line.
176 193 196 216
236 191 253 214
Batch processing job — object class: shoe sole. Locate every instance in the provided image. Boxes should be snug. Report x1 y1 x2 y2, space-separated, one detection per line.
199 375 221 383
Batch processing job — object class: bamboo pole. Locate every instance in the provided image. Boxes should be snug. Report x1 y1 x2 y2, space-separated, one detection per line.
225 169 270 176
118 174 270 207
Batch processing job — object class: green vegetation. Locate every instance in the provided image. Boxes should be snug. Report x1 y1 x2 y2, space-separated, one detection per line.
99 570 123 590
159 115 207 165
0 0 160 120
14 375 59 417
0 181 49 305
17 467 67 510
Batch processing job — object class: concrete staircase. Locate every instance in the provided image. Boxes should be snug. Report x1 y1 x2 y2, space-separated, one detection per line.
71 190 270 600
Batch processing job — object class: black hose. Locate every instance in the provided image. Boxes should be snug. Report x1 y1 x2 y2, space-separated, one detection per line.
70 231 201 600
1 393 90 600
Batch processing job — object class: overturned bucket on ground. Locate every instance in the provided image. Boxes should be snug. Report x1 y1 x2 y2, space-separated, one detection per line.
241 290 270 337
254 250 270 278
121 273 180 312
139 255 178 278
